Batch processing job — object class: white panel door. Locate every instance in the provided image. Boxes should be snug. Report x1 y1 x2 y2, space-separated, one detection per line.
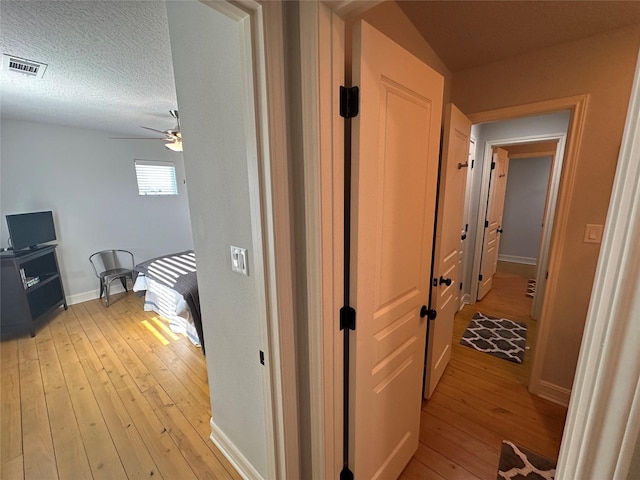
424 104 471 399
477 147 510 300
350 20 443 480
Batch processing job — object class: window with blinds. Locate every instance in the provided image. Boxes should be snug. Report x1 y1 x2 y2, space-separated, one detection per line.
134 160 178 196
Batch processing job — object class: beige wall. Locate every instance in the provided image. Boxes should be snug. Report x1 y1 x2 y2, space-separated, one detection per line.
453 25 640 390
356 1 452 104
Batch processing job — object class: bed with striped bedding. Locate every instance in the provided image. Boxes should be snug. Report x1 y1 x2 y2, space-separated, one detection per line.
133 250 204 351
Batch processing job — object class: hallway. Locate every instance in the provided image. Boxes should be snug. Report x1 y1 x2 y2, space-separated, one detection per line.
401 262 567 480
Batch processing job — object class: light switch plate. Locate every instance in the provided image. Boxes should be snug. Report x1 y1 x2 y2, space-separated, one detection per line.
584 224 603 244
230 246 249 275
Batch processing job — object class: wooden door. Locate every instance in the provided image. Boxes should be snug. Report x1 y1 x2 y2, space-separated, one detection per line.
477 147 510 300
424 104 471 399
350 20 443 479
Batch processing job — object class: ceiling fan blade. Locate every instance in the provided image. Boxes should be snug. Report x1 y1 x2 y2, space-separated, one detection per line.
109 136 165 140
140 126 169 135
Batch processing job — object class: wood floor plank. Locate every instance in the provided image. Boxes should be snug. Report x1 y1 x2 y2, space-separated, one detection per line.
438 371 564 439
35 322 93 479
421 397 505 450
143 383 236 480
62 306 163 479
81 301 155 394
4 295 243 480
18 335 59 480
433 380 562 457
48 309 128 479
1 339 23 477
414 267 567 479
83 297 241 479
115 301 243 480
444 363 566 423
420 412 501 467
411 443 482 480
75 302 200 480
417 419 497 480
401 457 447 480
102 303 242 479
2 453 24 480
91 303 212 439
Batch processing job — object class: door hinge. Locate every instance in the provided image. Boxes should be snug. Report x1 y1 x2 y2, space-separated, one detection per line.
340 306 356 331
471 159 475 169
479 274 483 281
340 467 354 480
259 350 265 365
459 282 463 291
491 161 496 170
485 220 489 228
546 271 549 280
340 86 359 118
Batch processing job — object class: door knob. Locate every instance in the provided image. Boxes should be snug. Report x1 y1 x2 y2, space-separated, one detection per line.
439 276 452 286
420 305 437 320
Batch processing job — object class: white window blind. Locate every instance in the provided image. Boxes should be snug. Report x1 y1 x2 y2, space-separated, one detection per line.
134 160 178 196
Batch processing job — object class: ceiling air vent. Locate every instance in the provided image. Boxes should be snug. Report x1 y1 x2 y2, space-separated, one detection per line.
2 54 47 78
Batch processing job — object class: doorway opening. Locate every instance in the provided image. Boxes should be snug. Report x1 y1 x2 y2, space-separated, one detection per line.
410 109 576 478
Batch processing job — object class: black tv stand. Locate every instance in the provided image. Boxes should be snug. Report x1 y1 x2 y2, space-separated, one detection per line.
1 244 67 337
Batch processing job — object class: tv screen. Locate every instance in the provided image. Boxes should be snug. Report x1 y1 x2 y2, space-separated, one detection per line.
6 211 57 250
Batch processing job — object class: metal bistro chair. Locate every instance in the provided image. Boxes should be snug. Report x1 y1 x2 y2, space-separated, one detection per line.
89 249 134 307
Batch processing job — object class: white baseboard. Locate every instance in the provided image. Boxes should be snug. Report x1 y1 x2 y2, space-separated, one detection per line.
497 254 537 265
210 418 264 480
460 293 470 310
530 380 571 407
66 282 131 306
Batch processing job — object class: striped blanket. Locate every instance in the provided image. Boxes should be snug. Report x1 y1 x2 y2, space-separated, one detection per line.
134 251 204 352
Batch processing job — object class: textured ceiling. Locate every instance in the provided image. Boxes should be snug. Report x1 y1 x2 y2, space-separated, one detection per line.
396 1 640 72
0 1 177 136
1 1 639 136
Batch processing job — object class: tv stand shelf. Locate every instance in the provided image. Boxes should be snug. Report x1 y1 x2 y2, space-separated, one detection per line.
1 244 67 338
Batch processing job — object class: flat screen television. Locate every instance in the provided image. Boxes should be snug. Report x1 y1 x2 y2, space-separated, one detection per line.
6 211 57 250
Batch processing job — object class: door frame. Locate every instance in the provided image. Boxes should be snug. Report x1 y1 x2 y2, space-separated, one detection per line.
180 1 299 478
469 133 567 310
301 2 640 478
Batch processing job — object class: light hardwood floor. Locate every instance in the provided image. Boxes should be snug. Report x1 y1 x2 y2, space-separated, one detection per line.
1 293 241 480
401 263 567 480
2 265 565 480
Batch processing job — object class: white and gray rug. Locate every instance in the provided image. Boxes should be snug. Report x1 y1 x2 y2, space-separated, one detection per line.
460 312 527 364
526 279 536 298
497 440 556 480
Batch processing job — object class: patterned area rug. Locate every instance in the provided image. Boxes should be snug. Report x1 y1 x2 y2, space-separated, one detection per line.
497 440 556 480
526 279 536 298
460 312 527 364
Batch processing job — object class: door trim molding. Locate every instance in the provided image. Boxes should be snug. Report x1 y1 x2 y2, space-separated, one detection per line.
468 96 588 407
201 1 299 478
470 131 566 308
299 3 346 478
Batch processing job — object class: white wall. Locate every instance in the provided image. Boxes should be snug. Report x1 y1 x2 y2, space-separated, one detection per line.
166 2 268 477
499 156 552 263
463 110 570 297
0 119 193 303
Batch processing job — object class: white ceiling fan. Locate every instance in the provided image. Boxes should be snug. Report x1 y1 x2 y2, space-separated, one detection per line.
111 110 182 151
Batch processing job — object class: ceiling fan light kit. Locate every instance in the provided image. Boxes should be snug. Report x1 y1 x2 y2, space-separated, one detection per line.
165 139 183 152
